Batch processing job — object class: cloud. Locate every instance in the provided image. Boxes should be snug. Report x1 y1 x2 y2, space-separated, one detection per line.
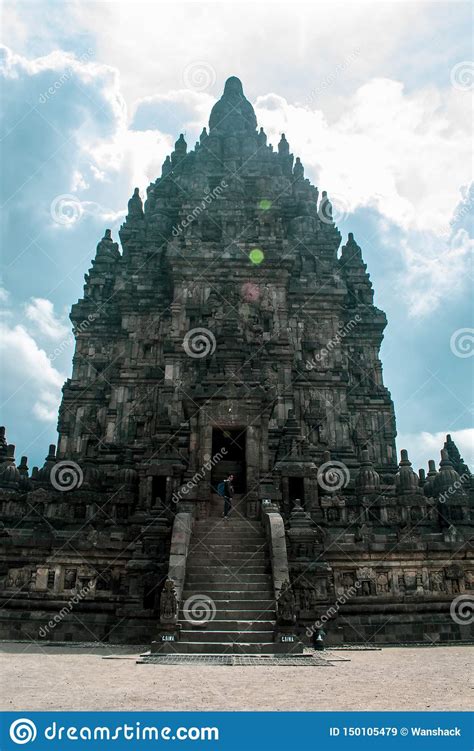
0 322 65 424
393 224 473 318
397 429 474 473
130 89 215 138
254 78 471 236
24 297 69 339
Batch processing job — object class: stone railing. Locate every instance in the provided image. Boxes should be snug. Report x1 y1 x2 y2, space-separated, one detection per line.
166 511 193 613
261 499 302 652
260 500 290 601
152 510 194 651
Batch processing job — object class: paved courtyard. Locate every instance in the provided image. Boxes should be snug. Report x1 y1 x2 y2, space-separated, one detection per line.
0 644 471 711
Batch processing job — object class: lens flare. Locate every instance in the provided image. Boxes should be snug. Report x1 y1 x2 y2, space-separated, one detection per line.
249 248 264 265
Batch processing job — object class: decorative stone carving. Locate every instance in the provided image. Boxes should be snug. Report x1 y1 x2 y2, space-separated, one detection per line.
160 578 178 623
277 580 296 624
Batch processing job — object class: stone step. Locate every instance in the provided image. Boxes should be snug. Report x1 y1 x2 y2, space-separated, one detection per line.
193 521 262 531
186 565 269 575
156 641 279 655
191 540 266 549
184 582 272 593
190 543 267 554
187 557 268 569
182 592 275 606
179 629 273 643
186 572 271 584
191 528 265 535
188 551 268 562
193 526 266 542
191 533 266 542
179 607 275 621
181 619 275 632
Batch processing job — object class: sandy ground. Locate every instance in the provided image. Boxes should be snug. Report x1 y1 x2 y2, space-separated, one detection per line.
0 644 471 711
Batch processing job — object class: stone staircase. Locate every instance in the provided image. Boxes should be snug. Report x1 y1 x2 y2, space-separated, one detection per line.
170 516 279 654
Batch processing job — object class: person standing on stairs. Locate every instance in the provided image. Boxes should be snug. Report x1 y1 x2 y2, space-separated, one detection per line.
222 473 234 518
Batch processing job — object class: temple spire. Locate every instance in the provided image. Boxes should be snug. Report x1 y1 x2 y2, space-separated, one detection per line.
208 76 257 134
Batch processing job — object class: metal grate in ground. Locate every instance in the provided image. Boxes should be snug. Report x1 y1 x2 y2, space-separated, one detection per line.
137 654 331 666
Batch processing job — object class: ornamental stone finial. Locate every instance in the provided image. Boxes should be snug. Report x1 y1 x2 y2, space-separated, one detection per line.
127 187 143 219
278 133 289 155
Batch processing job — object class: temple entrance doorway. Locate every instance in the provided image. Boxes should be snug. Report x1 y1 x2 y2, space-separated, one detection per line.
151 475 167 506
210 428 247 516
288 476 305 509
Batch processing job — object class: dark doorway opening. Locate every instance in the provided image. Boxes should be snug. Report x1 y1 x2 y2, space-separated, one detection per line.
211 428 246 494
152 476 167 505
288 476 305 507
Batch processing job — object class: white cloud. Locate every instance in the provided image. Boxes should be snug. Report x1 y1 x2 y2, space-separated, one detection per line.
397 428 474 472
24 298 69 339
254 78 471 235
0 322 64 423
394 226 473 317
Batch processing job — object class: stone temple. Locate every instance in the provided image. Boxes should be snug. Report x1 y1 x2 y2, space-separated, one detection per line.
0 77 472 652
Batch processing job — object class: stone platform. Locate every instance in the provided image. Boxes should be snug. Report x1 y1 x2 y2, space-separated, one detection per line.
138 653 331 666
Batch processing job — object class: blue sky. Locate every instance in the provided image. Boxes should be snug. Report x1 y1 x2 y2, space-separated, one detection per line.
0 0 472 473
